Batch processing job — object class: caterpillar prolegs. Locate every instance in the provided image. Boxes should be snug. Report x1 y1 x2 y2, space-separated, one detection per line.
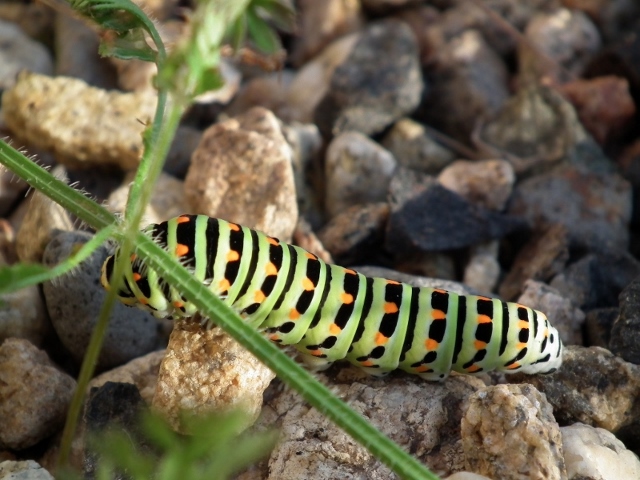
100 215 563 380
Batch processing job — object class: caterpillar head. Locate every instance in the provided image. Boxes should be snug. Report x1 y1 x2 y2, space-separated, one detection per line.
519 311 564 375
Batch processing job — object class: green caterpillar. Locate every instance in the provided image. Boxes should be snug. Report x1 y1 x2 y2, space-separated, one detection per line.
100 215 563 380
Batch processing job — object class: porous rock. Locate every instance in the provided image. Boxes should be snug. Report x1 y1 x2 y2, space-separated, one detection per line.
2 72 156 170
264 370 485 478
508 166 631 252
386 169 523 252
153 321 275 434
314 19 423 137
514 346 640 434
0 338 76 450
324 131 396 219
461 383 566 480
561 423 640 480
185 107 298 241
42 231 158 369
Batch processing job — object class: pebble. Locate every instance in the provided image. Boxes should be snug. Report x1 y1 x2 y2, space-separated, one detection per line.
561 423 640 480
508 165 631 252
0 460 54 480
0 20 53 91
516 346 640 434
462 241 500 295
461 384 566 480
2 72 157 170
0 338 76 450
106 171 188 227
419 29 509 142
324 131 397 219
0 168 29 219
609 275 640 364
585 308 618 348
557 76 636 145
152 321 275 435
184 107 298 241
525 8 601 77
386 169 523 252
42 231 159 369
317 202 389 265
314 19 423 137
438 159 515 211
550 251 640 311
291 217 333 265
290 0 363 66
225 70 295 119
0 279 49 347
477 85 611 175
499 223 569 301
381 118 456 174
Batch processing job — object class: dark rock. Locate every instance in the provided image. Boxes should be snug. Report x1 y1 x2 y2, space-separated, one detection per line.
314 19 423 138
550 251 640 310
514 346 640 434
585 307 618 348
508 165 631 252
499 223 569 301
42 231 159 369
84 382 149 480
609 276 640 364
385 170 524 252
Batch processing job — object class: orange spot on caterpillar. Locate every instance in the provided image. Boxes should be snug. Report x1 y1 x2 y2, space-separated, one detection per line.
176 216 190 224
466 364 481 373
415 365 431 373
474 340 487 350
227 250 240 262
130 253 137 262
138 297 149 305
361 360 374 367
517 342 527 349
507 363 520 370
344 268 357 275
228 223 240 231
341 292 354 304
132 273 142 282
330 323 342 335
386 279 401 285
309 349 323 357
477 296 492 301
434 288 447 294
266 262 278 276
302 278 315 291
384 302 399 314
175 244 189 257
269 334 280 341
431 310 446 320
173 301 184 308
305 252 317 260
254 290 266 303
267 237 279 246
375 332 388 345
425 338 439 350
218 278 231 292
289 309 301 320
518 320 530 329
477 314 492 324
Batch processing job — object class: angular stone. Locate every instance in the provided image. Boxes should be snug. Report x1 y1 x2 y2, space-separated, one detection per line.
609 275 640 364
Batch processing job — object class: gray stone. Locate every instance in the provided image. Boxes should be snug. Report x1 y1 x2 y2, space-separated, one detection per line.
609 275 640 364
0 20 53 91
0 460 54 480
42 231 159 369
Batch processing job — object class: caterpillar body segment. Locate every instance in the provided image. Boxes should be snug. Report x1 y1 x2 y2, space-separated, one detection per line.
100 215 563 381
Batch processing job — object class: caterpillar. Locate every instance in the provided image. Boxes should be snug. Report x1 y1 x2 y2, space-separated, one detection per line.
100 215 563 380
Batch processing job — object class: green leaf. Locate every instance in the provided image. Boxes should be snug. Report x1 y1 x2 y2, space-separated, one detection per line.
246 8 281 54
251 0 295 33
